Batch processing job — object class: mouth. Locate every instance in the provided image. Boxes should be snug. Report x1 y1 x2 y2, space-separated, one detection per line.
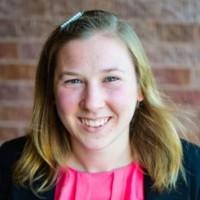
79 117 110 128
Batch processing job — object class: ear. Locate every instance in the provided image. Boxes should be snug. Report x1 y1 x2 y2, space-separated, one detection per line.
137 88 144 102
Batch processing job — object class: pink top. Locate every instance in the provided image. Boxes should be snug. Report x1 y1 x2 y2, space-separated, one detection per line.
55 162 144 200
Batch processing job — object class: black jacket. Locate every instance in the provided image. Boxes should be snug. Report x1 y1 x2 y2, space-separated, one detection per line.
0 136 200 200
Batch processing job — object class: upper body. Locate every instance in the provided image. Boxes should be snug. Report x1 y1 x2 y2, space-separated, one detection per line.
0 10 199 200
0 136 200 200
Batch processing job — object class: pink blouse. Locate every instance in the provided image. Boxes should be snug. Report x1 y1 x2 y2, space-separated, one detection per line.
55 162 144 200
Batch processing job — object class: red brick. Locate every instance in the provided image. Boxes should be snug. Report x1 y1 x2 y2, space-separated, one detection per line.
166 90 200 106
19 42 43 60
190 1 200 23
20 0 47 16
191 68 200 87
17 19 54 38
0 0 47 18
0 127 26 144
127 19 157 41
48 1 83 17
153 68 191 85
156 23 194 42
0 1 20 18
0 19 17 37
115 0 162 19
0 82 34 102
84 1 114 11
194 25 200 41
0 106 32 121
0 64 36 80
145 43 200 66
0 42 18 59
159 0 193 22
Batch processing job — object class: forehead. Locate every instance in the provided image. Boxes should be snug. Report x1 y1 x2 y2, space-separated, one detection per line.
56 33 134 72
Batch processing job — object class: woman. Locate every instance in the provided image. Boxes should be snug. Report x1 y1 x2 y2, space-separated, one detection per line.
0 10 200 200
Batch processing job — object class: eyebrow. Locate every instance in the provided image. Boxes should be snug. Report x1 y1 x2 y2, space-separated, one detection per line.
59 71 80 77
101 68 125 73
58 68 125 78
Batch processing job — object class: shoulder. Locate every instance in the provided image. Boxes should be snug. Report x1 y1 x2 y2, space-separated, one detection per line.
0 136 55 200
181 139 200 199
181 139 200 169
181 139 200 180
0 136 27 164
144 139 200 200
0 136 28 199
0 136 27 152
0 136 28 175
0 135 28 175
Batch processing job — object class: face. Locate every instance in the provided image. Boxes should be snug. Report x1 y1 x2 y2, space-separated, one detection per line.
54 33 143 152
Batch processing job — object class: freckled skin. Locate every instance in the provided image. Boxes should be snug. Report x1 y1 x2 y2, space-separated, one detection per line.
54 33 143 153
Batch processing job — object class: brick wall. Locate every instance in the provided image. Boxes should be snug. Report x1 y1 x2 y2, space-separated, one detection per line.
0 0 200 145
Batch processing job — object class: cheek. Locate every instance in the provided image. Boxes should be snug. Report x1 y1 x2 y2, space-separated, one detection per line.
107 85 137 111
55 88 81 115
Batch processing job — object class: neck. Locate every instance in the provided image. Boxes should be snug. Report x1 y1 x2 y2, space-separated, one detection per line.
68 135 133 172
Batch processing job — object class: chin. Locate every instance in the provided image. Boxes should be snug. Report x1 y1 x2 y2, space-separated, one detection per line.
80 139 114 151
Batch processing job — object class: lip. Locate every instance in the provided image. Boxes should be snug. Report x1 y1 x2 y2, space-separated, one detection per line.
78 117 111 133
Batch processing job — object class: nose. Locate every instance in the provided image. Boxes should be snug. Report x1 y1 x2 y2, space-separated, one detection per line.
80 82 105 112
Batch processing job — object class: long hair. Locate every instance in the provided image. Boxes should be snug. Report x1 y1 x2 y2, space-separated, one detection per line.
14 10 185 193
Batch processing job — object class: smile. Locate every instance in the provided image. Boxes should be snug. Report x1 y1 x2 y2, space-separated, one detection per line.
79 117 110 128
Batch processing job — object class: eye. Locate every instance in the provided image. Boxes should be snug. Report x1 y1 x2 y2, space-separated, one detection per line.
103 76 120 82
64 79 83 84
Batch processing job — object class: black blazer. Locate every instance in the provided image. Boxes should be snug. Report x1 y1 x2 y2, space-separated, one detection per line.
0 136 200 200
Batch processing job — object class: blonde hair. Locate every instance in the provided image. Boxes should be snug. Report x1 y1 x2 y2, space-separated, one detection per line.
14 10 185 193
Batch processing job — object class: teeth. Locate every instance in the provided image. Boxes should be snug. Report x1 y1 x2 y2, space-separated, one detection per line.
80 118 109 128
